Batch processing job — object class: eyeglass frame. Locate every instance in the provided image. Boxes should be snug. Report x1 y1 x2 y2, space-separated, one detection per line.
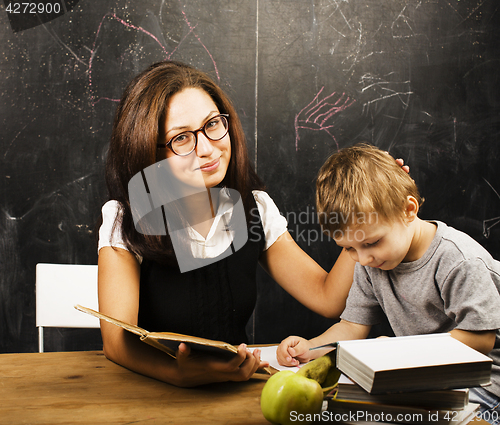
156 113 230 156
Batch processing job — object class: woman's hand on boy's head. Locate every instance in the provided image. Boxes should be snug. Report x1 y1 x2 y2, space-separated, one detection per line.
384 150 410 174
276 336 314 367
395 158 410 174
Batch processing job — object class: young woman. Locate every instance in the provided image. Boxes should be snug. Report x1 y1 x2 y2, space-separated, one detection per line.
98 60 356 387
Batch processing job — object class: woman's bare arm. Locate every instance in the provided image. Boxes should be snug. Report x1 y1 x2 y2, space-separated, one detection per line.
260 232 355 318
98 246 263 387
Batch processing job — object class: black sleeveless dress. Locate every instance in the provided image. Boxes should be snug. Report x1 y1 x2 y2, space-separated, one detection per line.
138 202 265 345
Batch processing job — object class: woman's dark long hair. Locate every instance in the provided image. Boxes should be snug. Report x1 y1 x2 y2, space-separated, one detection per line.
105 61 264 265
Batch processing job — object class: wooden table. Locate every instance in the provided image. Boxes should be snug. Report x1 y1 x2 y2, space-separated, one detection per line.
0 351 269 424
0 351 492 425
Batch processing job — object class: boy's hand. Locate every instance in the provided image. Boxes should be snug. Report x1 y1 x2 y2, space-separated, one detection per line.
276 336 314 366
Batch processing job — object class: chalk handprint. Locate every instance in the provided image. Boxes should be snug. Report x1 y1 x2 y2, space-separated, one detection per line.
295 87 356 151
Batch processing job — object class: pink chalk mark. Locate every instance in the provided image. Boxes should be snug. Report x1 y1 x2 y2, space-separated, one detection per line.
88 6 220 106
295 87 356 151
88 13 171 105
179 3 220 81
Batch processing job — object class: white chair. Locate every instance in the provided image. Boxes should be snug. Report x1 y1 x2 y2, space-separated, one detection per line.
36 263 100 353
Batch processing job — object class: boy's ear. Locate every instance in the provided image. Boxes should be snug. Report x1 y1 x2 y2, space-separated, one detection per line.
404 196 419 223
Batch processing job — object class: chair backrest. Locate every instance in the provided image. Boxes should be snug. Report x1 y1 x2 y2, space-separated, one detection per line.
36 263 99 352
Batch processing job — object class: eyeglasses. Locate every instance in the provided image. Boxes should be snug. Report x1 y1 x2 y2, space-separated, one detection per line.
157 114 229 156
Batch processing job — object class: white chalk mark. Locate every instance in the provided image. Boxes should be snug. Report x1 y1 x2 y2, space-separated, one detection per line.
4 174 94 222
391 2 426 40
4 122 32 160
328 23 346 39
330 0 352 30
361 79 410 92
363 91 413 107
483 179 500 238
360 73 413 115
483 217 500 238
254 0 259 172
40 23 86 66
484 179 500 200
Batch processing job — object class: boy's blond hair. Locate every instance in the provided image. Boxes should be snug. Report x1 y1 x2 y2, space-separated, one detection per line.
316 144 424 234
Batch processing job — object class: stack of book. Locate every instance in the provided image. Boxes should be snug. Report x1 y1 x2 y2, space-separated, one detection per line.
326 334 492 425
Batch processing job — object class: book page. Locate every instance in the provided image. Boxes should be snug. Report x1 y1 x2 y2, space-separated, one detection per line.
75 304 238 356
339 333 492 371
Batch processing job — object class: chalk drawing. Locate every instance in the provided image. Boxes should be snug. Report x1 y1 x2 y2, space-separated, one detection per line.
294 86 356 151
360 73 413 115
88 3 219 105
483 179 500 238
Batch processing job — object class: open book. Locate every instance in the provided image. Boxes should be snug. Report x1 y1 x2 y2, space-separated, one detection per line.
75 305 240 359
335 333 492 394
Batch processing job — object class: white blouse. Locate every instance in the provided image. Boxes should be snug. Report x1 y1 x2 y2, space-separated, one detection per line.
98 190 288 260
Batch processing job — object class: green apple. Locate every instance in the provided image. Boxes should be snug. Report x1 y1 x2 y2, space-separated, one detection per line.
261 370 324 425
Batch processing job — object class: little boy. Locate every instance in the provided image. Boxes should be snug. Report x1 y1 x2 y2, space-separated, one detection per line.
277 144 500 419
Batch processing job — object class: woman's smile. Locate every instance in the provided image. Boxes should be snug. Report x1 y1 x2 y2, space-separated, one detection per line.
198 158 220 172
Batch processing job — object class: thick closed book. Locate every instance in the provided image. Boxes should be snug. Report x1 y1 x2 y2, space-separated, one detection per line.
333 374 469 410
335 333 492 394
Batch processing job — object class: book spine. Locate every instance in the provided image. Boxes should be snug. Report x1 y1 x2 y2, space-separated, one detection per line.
140 335 177 359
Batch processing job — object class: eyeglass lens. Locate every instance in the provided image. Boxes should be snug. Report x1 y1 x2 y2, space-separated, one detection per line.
170 115 228 155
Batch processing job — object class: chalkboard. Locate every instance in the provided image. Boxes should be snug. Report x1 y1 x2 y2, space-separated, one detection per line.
0 0 498 353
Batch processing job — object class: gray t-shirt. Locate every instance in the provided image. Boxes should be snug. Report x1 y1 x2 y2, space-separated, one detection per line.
341 221 500 397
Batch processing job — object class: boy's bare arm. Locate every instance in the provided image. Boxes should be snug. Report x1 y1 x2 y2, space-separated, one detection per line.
450 329 496 355
277 320 371 366
308 319 371 353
